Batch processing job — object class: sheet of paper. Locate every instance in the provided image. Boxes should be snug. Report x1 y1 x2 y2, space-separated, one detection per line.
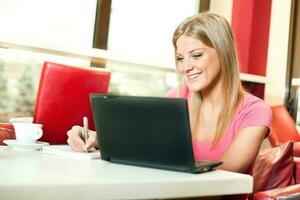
42 145 101 159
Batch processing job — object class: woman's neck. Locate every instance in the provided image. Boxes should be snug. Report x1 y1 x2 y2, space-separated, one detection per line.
201 80 223 108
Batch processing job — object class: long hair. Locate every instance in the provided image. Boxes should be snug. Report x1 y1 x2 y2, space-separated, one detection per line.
172 12 243 147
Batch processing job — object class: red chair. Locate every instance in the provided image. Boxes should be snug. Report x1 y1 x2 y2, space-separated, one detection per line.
269 105 300 157
33 62 111 144
253 141 294 193
252 105 300 199
254 184 300 199
252 141 300 200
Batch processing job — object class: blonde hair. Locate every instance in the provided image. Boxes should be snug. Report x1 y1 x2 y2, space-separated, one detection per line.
172 12 243 147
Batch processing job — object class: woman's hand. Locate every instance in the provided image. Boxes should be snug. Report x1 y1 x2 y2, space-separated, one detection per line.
67 125 99 152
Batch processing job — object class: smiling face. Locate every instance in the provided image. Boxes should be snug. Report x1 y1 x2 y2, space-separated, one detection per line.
175 35 221 93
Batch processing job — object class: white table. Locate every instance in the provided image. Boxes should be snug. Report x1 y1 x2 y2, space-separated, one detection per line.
0 146 253 200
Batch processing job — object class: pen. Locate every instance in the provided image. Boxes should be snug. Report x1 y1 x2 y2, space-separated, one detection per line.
83 116 89 153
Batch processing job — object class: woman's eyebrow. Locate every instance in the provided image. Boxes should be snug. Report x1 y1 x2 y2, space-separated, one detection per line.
190 48 205 53
176 48 205 55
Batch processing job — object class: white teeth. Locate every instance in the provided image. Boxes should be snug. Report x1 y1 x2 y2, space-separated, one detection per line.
188 74 200 80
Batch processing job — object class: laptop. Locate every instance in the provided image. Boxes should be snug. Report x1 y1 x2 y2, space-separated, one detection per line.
33 62 111 144
90 94 222 173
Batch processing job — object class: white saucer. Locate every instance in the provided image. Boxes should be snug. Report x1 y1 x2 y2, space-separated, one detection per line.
3 140 49 151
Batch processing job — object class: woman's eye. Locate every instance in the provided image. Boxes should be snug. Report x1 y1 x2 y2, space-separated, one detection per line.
176 57 184 62
193 53 203 59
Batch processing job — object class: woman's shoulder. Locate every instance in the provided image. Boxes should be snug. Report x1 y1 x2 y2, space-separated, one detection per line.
164 85 189 98
242 92 269 106
238 92 272 117
230 91 272 138
165 87 178 98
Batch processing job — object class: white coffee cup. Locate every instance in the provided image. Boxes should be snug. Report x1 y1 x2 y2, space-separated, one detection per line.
13 122 43 144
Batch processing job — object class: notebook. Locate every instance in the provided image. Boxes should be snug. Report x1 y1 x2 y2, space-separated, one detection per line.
90 94 222 173
33 62 111 144
42 145 101 160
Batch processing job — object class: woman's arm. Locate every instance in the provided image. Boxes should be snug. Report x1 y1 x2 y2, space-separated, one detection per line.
218 126 268 173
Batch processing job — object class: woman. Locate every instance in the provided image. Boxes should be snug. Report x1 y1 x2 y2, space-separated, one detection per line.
167 12 272 174
67 12 272 174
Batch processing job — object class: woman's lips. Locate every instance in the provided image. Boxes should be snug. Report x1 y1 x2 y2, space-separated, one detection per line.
187 72 202 81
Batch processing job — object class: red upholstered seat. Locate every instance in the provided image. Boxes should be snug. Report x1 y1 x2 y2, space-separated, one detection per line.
294 157 300 184
251 141 300 200
269 105 300 157
294 142 300 157
254 184 300 200
33 62 111 144
252 141 294 193
253 104 300 200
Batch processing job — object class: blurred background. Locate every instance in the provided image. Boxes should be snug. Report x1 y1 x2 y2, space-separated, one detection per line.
0 0 299 128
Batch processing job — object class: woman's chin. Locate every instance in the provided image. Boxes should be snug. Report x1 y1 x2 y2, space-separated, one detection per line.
186 83 203 93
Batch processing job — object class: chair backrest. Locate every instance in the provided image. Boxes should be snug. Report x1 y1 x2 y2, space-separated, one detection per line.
33 62 111 144
269 105 300 147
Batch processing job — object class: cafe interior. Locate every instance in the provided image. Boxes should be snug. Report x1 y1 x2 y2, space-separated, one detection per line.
1 0 300 199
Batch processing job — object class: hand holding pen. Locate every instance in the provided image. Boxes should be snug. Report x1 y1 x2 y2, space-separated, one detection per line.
66 117 99 152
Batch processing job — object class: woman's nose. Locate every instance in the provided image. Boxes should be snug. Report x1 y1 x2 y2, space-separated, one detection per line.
182 59 195 72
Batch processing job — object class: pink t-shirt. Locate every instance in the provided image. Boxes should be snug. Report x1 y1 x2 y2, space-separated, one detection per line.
165 86 272 161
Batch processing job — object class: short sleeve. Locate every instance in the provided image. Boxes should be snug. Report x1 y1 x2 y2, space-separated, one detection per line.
164 87 178 98
236 95 272 137
165 85 189 99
